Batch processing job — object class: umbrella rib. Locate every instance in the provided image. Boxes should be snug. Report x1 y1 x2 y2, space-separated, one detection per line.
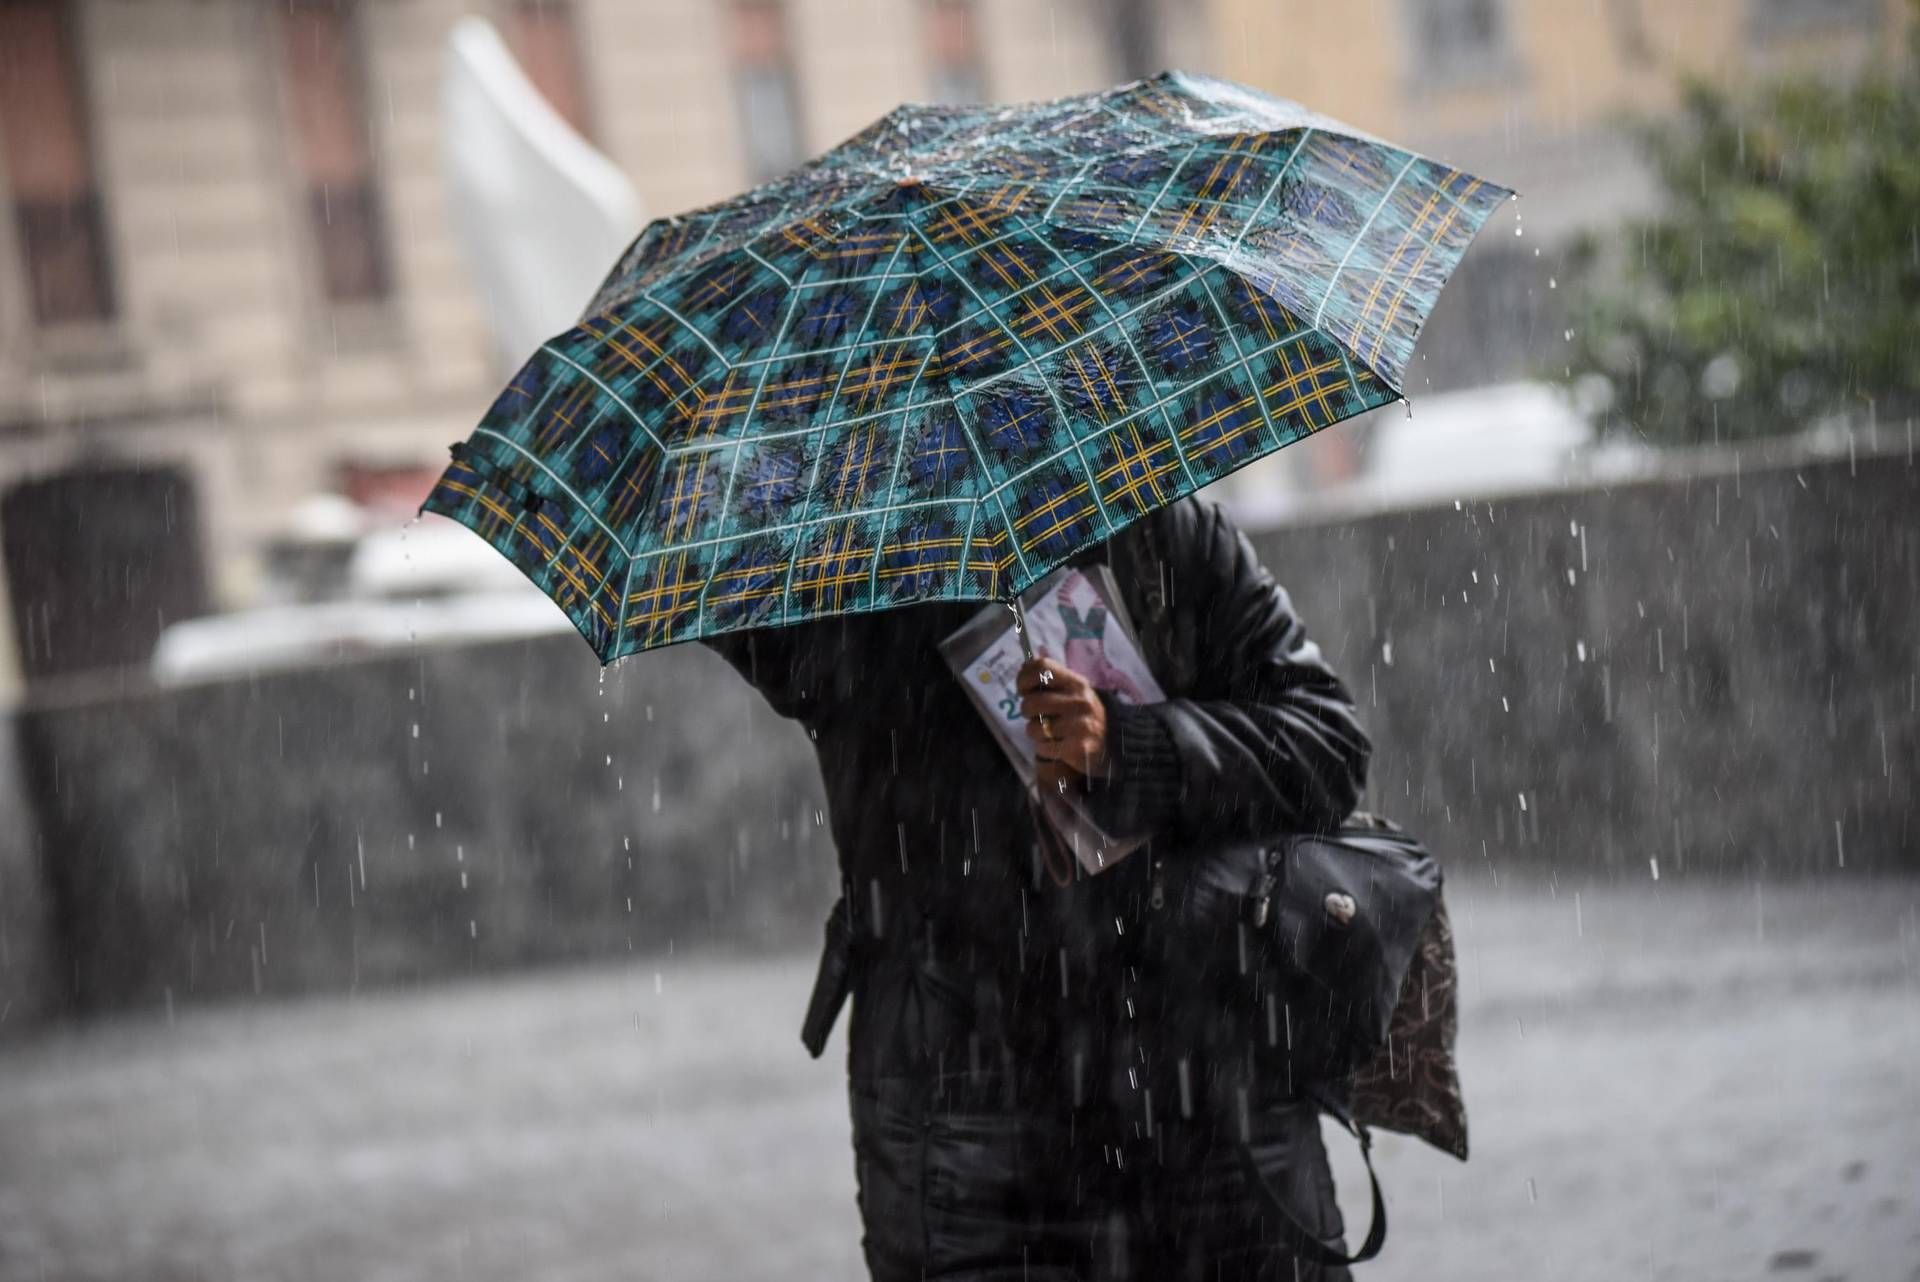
905 216 1080 574
696 280 807 623
1191 267 1287 451
1022 219 1195 503
866 342 946 605
998 215 1117 539
1335 348 1366 406
828 229 922 609
935 415 1029 587
902 217 1039 583
772 232 918 622
917 251 1187 400
603 496 961 561
1310 154 1417 333
1126 142 1199 243
741 245 796 288
537 346 669 454
1226 128 1313 259
1360 174 1489 371
1041 157 1099 222
615 559 633 656
988 488 1035 585
908 218 1046 369
639 293 735 370
1036 127 1394 400
978 326 1318 505
955 502 980 593
472 426 634 561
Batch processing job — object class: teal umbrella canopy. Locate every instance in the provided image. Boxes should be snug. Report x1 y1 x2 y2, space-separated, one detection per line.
425 71 1511 661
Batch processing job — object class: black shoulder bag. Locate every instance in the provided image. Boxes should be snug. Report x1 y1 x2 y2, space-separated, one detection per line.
1236 813 1446 1267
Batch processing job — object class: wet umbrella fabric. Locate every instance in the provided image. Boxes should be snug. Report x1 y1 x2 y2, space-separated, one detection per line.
424 71 1510 662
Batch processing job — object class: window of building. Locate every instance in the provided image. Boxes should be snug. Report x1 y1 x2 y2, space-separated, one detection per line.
926 0 986 105
506 0 593 138
1406 0 1513 84
0 0 115 326
1749 0 1882 39
1104 0 1163 81
1603 0 1653 66
729 1 804 183
279 0 392 305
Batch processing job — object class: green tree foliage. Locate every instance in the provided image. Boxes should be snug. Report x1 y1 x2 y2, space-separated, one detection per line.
1562 23 1920 444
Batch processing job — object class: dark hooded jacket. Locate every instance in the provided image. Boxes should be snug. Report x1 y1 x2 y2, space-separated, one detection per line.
706 496 1372 1279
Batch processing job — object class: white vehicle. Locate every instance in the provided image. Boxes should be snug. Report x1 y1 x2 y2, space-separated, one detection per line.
150 519 573 685
1224 380 1647 526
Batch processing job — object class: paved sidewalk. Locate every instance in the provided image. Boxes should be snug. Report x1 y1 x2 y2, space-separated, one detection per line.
1 876 1915 1282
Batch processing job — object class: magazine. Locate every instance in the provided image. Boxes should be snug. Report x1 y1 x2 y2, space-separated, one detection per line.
939 565 1166 877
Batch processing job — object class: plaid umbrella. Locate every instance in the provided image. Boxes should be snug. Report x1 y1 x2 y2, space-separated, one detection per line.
424 72 1511 661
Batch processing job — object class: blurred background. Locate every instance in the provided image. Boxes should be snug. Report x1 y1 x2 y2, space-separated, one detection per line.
0 2 1915 1280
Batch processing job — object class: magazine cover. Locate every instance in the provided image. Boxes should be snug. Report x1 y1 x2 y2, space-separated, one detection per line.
939 566 1166 876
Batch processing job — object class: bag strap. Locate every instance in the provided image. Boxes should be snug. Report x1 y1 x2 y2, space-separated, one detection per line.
1237 1090 1388 1267
799 896 855 1059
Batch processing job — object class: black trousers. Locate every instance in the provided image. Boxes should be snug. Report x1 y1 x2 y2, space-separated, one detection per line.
849 1067 1349 1282
843 934 1351 1282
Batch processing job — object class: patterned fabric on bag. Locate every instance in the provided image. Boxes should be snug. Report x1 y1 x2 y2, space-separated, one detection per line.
1348 899 1468 1160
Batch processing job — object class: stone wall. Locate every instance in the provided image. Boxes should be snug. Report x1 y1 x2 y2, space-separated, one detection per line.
6 444 1915 1023
13 635 833 1020
1251 443 1918 881
0 713 57 1027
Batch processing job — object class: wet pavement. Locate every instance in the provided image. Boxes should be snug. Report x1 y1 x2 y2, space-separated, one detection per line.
1 876 1916 1282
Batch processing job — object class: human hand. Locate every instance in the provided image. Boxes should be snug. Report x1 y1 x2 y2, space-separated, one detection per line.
1017 652 1108 788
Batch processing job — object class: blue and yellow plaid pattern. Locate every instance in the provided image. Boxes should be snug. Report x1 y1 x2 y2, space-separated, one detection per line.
424 72 1509 660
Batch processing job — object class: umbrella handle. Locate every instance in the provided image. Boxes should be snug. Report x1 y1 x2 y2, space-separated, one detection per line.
1008 595 1036 663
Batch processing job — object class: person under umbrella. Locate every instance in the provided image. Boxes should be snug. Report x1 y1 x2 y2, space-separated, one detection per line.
424 71 1508 1279
708 496 1370 1279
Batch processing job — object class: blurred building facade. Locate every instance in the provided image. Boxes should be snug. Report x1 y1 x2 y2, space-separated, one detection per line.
0 0 1907 697
0 0 1207 696
1210 0 1912 392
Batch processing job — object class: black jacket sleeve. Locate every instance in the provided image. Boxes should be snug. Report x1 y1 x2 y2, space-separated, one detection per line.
702 622 830 724
1084 502 1371 846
